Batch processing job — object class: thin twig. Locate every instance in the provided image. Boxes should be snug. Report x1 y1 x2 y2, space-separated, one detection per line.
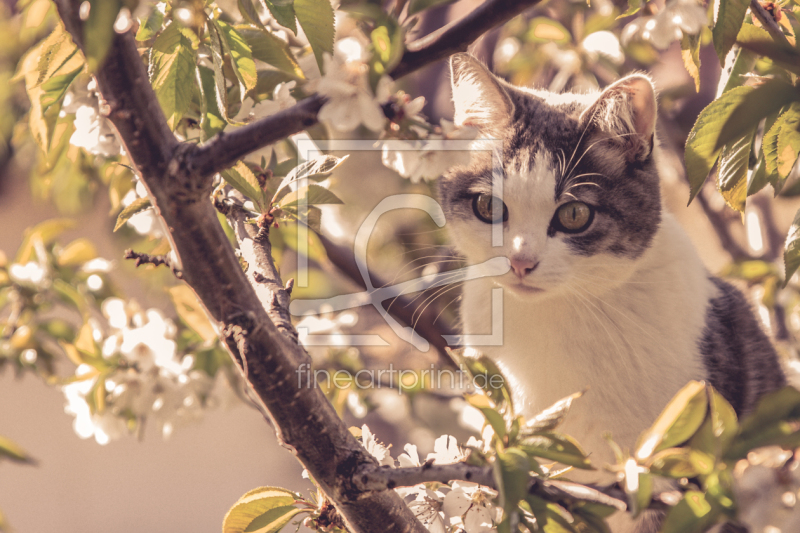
124 249 183 278
354 462 677 513
750 0 792 48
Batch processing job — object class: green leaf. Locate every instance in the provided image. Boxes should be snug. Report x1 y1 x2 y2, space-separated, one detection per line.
527 17 571 44
776 105 800 179
713 0 749 63
627 471 652 518
748 155 771 196
661 491 720 533
214 21 258 95
35 26 79 88
83 0 122 71
618 0 642 18
294 0 334 71
149 23 198 130
466 393 507 438
57 238 98 267
136 2 167 41
222 487 300 533
519 433 593 470
237 27 305 79
736 24 800 75
278 184 343 208
16 218 77 263
494 447 531 513
114 197 152 232
717 47 756 96
649 448 714 478
763 107 794 179
685 86 754 203
264 0 297 35
274 154 347 200
680 34 701 92
279 205 321 232
169 285 218 343
206 20 236 124
714 79 800 151
239 0 268 31
53 278 88 313
407 0 458 16
0 435 36 465
690 386 739 458
635 380 708 460
196 65 226 139
717 128 754 213
738 386 800 438
786 209 800 283
446 347 515 413
40 64 82 113
222 161 267 210
522 391 583 434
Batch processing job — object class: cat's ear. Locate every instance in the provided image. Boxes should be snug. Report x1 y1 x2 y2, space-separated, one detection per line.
450 53 514 136
579 74 657 161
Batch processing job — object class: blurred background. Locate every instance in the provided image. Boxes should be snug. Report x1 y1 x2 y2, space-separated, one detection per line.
2 0 800 531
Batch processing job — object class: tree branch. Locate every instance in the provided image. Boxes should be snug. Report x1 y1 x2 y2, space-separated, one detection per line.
318 233 458 369
187 0 543 180
353 462 679 513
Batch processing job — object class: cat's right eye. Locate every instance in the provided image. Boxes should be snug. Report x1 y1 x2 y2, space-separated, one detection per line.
472 193 508 224
552 201 594 233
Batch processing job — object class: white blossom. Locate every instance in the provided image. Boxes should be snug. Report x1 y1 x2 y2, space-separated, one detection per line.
404 487 447 533
316 52 392 132
381 120 477 183
62 364 126 445
398 443 422 468
442 481 498 533
63 79 122 157
621 0 707 50
360 424 395 467
427 435 467 465
8 261 46 287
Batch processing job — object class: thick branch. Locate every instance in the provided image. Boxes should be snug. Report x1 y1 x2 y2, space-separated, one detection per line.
53 2 427 531
188 0 543 179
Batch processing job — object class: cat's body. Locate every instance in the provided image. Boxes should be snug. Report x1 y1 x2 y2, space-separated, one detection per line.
439 54 785 532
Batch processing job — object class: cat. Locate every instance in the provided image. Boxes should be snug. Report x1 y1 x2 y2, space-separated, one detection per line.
438 53 786 533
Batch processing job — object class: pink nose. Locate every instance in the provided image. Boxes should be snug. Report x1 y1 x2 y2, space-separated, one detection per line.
510 257 538 278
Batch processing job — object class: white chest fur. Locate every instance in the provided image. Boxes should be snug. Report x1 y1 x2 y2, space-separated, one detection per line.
461 214 715 480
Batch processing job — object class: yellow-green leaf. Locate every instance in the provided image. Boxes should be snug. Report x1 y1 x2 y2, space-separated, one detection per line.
215 20 258 94
713 0 749 63
661 491 720 533
685 86 754 203
16 218 77 263
680 34 701 92
149 23 198 130
264 0 297 35
785 209 800 284
519 433 593 470
57 238 98 267
223 487 300 533
114 197 152 232
294 0 334 71
635 380 708 460
136 2 167 41
717 128 754 213
777 108 800 179
169 285 217 343
237 27 304 80
527 17 571 44
221 161 266 210
0 435 36 465
278 184 343 209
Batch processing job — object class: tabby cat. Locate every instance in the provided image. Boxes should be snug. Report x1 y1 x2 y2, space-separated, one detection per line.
439 53 786 532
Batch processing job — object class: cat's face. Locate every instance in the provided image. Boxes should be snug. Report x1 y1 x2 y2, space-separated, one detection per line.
439 54 662 299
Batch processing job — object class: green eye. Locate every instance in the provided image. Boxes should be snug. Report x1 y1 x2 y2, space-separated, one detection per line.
472 193 508 224
554 201 593 233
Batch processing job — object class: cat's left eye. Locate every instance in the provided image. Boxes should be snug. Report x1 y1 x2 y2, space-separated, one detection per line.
472 193 508 224
553 201 594 233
